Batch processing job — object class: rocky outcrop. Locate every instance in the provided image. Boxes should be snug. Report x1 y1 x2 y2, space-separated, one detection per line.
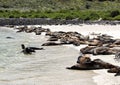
1 18 120 26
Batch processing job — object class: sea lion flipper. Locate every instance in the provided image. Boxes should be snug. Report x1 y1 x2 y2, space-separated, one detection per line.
29 47 44 50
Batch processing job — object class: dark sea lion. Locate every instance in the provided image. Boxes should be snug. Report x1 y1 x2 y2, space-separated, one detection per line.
47 36 58 41
21 44 44 54
41 42 62 46
107 67 120 73
67 56 120 74
115 72 120 76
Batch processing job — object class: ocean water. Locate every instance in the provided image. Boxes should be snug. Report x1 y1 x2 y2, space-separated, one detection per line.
0 27 96 85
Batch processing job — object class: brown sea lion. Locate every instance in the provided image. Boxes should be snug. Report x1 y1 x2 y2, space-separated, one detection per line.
80 46 96 54
77 54 91 65
67 56 120 75
92 47 111 55
42 42 62 46
88 39 103 46
47 36 59 41
107 67 120 73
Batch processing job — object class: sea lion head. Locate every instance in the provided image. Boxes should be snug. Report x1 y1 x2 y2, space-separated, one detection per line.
77 54 91 65
21 44 25 49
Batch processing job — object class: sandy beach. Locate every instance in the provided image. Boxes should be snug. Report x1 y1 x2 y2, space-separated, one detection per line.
41 24 120 85
0 24 120 85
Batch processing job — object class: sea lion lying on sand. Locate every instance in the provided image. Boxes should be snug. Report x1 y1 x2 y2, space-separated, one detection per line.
47 36 59 41
67 58 103 70
67 54 120 76
67 54 103 70
42 42 62 46
80 46 96 54
92 47 112 55
88 39 103 46
80 46 114 55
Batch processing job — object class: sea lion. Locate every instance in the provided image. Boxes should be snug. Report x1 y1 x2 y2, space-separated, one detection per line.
67 56 120 73
114 52 120 62
6 36 14 39
80 46 96 54
77 54 91 65
92 47 111 55
41 42 62 46
47 36 58 41
115 72 120 76
107 67 120 73
21 44 44 54
88 39 103 46
67 55 100 70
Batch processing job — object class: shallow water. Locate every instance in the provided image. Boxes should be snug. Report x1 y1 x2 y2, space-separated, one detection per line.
0 27 96 85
